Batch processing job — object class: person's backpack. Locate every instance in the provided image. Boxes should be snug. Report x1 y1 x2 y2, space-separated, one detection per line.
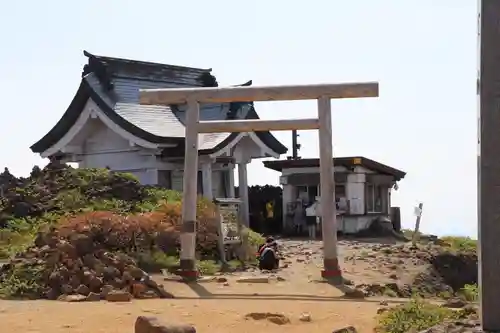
256 243 266 257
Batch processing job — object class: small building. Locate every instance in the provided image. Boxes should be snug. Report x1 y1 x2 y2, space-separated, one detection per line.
30 51 288 227
263 156 406 234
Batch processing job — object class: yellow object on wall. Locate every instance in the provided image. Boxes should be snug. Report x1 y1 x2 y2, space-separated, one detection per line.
266 201 274 219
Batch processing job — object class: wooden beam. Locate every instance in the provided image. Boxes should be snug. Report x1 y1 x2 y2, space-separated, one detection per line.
196 118 319 133
139 82 379 104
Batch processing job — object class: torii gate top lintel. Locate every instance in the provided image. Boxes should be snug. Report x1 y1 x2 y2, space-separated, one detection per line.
139 81 379 105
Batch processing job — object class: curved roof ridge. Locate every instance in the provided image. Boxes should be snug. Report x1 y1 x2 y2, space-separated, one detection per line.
83 50 212 73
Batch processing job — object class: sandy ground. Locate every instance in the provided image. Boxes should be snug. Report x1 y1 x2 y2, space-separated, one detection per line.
0 238 410 333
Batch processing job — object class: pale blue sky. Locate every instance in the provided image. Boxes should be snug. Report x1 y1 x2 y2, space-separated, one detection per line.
0 1 477 236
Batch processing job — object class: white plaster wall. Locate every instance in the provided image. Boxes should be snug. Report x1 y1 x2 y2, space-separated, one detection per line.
73 119 158 185
232 135 266 163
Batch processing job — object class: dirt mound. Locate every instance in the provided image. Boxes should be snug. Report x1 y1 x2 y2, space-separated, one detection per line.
0 162 148 227
411 250 477 296
351 243 477 297
430 252 477 291
0 228 173 301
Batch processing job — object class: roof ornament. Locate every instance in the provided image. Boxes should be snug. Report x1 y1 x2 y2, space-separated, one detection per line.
227 80 254 119
198 72 218 87
82 50 114 91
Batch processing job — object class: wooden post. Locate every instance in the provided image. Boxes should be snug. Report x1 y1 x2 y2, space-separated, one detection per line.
411 203 423 246
479 1 500 330
317 96 341 282
201 163 213 200
238 162 250 228
179 99 200 279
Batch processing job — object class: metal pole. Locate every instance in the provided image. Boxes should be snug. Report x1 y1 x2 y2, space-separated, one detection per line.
478 1 500 330
292 130 298 159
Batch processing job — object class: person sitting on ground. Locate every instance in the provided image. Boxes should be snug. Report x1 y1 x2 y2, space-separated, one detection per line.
257 237 280 271
257 237 274 255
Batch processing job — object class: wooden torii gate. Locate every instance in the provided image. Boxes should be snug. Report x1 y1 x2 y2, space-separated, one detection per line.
140 82 378 281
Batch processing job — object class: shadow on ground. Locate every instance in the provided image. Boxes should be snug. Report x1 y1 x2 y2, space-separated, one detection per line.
180 281 408 303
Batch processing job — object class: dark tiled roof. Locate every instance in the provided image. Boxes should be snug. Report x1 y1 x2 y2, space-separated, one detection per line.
82 50 212 86
31 51 288 155
263 156 406 181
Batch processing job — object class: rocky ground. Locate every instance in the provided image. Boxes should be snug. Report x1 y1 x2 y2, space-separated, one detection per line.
0 235 481 332
0 228 174 301
268 237 481 333
275 237 476 299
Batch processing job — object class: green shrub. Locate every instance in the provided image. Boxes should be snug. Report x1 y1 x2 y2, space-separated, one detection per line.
134 250 180 272
439 236 476 253
382 288 398 298
197 260 221 275
459 284 479 302
144 188 183 203
0 227 37 259
243 227 265 248
133 250 225 276
0 263 45 299
376 298 458 333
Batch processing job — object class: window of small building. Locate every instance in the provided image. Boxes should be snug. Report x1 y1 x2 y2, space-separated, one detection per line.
297 184 346 204
366 184 384 213
335 184 346 198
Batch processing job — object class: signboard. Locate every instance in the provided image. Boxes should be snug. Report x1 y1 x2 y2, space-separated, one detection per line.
213 198 242 263
413 206 422 217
